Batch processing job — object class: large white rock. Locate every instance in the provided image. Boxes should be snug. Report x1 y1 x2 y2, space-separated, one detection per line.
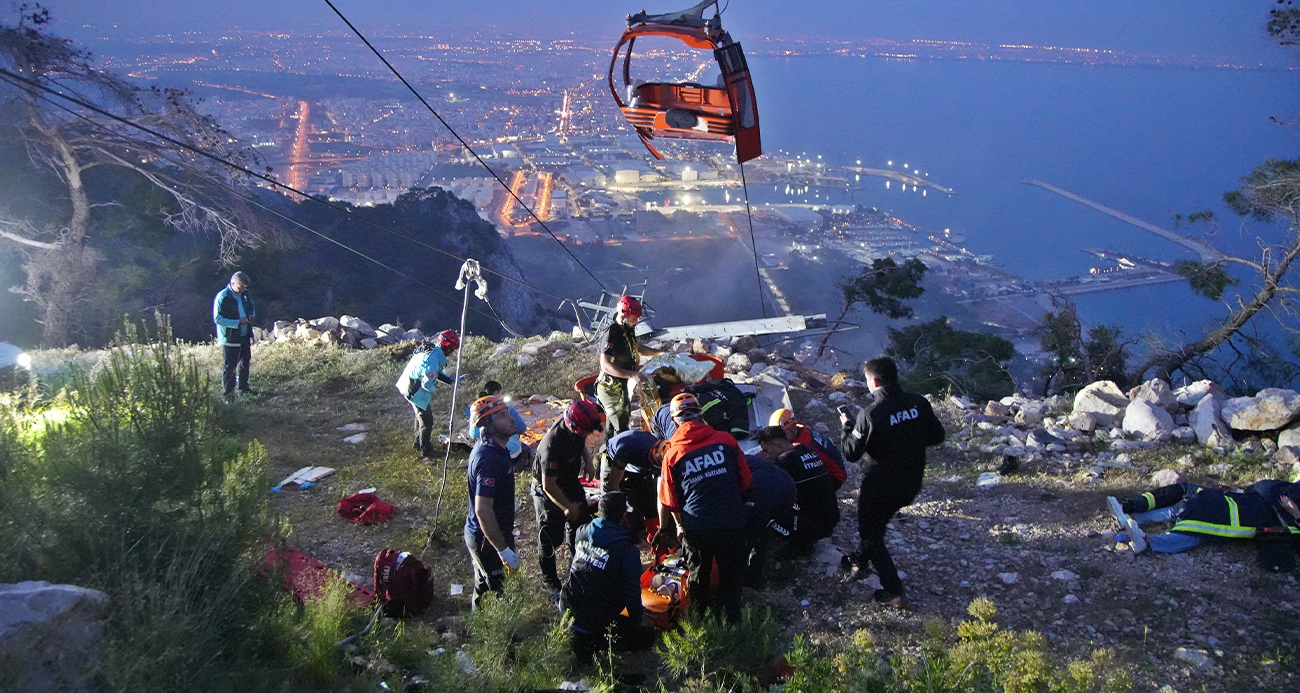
1151 468 1182 487
359 337 378 350
271 320 297 340
401 329 425 342
520 339 561 356
375 324 405 344
1189 395 1231 446
726 352 752 373
1278 422 1300 448
1067 412 1097 432
0 581 109 693
1173 380 1225 407
1073 381 1129 427
489 343 517 360
1220 389 1300 431
1015 400 1049 426
1128 378 1178 413
340 315 376 337
308 316 340 332
294 324 322 341
1123 400 1175 438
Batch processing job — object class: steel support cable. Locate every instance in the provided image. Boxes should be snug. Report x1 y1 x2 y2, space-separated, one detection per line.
0 67 569 305
738 159 768 318
320 0 608 293
432 259 480 525
25 84 513 329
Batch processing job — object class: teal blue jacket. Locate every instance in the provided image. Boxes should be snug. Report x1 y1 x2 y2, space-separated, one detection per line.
213 286 255 347
397 347 449 411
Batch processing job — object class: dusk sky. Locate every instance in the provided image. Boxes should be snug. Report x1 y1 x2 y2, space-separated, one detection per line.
27 0 1296 65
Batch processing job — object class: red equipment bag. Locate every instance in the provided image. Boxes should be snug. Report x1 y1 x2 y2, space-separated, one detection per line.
337 492 396 525
373 549 434 617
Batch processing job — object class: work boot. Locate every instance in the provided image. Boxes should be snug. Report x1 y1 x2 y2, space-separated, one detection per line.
873 589 909 610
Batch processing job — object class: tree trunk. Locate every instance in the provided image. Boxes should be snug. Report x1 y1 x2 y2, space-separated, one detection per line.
815 303 852 359
32 124 95 347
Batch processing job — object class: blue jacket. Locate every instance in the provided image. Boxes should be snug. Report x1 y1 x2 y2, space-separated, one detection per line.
213 286 255 347
396 347 449 411
560 517 644 633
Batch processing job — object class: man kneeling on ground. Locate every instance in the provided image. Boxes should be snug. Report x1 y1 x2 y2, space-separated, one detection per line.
755 425 839 557
561 492 655 659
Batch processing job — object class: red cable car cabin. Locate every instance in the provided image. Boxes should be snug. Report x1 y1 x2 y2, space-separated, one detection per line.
608 1 761 164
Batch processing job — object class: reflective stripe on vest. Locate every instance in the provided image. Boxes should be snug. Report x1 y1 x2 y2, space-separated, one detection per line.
1140 492 1156 512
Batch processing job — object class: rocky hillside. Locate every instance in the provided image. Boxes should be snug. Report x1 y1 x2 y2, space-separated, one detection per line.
7 327 1300 692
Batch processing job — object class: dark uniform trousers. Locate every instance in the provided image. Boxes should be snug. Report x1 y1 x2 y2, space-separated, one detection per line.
463 528 505 610
533 488 581 590
682 529 746 622
222 338 252 395
858 482 920 596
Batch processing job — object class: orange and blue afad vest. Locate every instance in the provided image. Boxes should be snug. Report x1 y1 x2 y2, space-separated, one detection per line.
1133 480 1300 539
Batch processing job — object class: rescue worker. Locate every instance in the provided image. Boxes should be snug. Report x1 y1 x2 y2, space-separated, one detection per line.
656 393 751 621
597 296 664 437
467 381 531 469
560 492 654 659
839 357 945 608
533 399 605 593
213 271 257 399
396 330 459 459
685 371 751 439
464 396 522 609
756 425 840 555
739 449 797 590
770 408 848 490
1107 479 1300 554
651 400 678 439
600 429 660 539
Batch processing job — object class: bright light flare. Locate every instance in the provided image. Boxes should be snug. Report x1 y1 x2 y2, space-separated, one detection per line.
16 353 31 369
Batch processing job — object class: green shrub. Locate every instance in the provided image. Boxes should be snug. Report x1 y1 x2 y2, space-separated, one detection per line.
659 604 783 690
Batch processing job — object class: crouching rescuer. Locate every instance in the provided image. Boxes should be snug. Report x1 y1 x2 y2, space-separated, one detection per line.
656 393 751 621
396 330 460 459
560 492 654 659
840 356 945 608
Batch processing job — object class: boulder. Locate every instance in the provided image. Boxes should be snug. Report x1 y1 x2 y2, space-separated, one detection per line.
401 329 425 342
713 345 733 358
271 320 297 340
725 353 751 373
984 400 1011 417
294 325 322 341
1068 412 1097 432
689 338 710 355
375 324 405 344
1015 401 1049 426
308 316 340 332
1189 395 1231 446
1274 446 1300 479
521 339 561 356
359 338 378 349
515 354 536 367
1278 422 1300 448
1171 426 1197 442
1128 378 1178 413
489 343 517 360
1220 389 1300 431
340 315 376 337
732 335 761 352
1123 400 1175 438
746 348 769 364
1173 379 1225 407
1072 381 1129 427
1151 468 1182 487
0 581 109 693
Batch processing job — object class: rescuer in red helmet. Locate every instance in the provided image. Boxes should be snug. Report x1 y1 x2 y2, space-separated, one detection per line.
597 295 664 437
396 330 460 459
532 399 606 594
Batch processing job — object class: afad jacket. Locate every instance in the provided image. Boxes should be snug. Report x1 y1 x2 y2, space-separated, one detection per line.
213 286 255 347
658 420 751 533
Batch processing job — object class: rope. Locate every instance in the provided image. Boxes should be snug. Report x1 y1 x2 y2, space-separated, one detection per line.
320 0 608 293
432 259 483 525
738 159 768 318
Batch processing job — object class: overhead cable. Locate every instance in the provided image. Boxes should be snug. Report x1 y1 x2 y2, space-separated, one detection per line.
0 66 570 305
321 0 608 292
